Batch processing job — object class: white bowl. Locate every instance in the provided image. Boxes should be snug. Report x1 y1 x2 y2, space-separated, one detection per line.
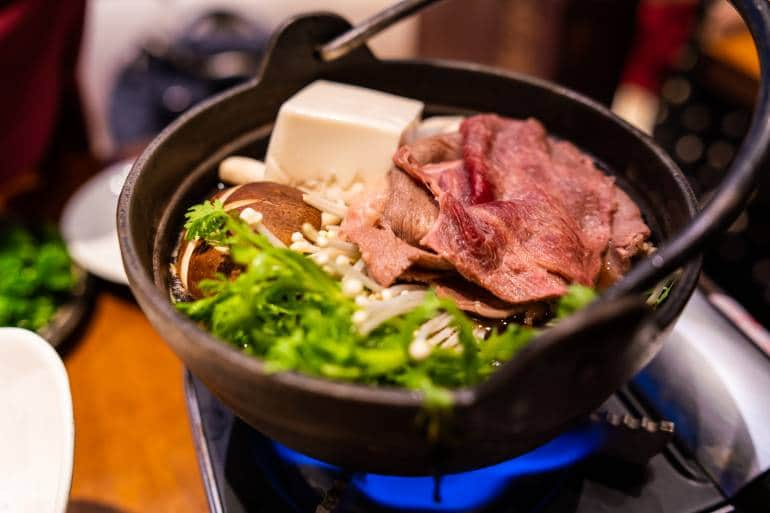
0 328 74 513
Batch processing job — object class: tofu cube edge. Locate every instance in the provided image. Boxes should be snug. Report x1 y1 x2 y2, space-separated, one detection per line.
264 80 424 188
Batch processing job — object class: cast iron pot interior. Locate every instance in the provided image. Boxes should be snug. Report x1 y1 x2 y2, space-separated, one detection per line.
118 14 702 474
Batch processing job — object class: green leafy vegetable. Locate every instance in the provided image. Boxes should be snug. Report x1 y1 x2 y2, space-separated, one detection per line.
183 199 230 244
0 224 76 330
554 284 597 320
175 200 597 406
646 277 674 307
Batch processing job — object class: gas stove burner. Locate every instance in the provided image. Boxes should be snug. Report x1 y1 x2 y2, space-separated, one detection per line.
185 372 725 513
240 422 602 513
251 409 676 512
186 369 734 512
270 422 603 512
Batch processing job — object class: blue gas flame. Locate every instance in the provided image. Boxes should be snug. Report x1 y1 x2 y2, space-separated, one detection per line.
273 422 604 512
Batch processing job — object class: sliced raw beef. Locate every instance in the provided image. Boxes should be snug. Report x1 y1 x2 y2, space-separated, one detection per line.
421 193 580 302
598 186 652 287
432 278 542 321
381 168 439 247
608 186 651 263
399 270 547 322
344 113 651 308
461 116 615 278
548 138 615 264
393 133 471 201
395 121 593 302
341 188 450 288
392 114 648 304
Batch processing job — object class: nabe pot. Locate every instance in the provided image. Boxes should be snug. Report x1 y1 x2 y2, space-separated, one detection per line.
118 6 770 474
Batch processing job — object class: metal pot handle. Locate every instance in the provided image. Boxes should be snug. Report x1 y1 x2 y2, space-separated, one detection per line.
318 0 770 297
318 0 441 61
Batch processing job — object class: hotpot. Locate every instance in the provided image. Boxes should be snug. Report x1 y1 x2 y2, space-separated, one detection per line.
118 0 770 475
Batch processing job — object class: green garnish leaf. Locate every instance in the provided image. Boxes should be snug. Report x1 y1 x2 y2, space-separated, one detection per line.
655 285 671 305
183 199 230 244
554 284 597 320
174 200 598 408
0 224 76 330
646 277 675 308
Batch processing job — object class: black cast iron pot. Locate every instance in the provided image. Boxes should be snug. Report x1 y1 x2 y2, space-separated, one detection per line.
118 0 770 475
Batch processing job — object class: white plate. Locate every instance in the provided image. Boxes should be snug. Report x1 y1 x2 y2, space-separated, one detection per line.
0 328 74 513
60 160 132 284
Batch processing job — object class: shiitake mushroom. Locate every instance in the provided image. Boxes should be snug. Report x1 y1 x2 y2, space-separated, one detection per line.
176 182 321 298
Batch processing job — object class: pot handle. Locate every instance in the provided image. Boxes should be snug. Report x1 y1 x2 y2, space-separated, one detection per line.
318 0 442 61
607 0 770 297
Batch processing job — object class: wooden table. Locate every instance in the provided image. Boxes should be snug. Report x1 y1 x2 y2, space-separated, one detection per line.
62 284 208 513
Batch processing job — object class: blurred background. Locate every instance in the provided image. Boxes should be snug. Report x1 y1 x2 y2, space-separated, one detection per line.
0 2 767 511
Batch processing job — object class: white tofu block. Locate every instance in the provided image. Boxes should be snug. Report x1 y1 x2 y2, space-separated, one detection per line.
264 80 424 188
